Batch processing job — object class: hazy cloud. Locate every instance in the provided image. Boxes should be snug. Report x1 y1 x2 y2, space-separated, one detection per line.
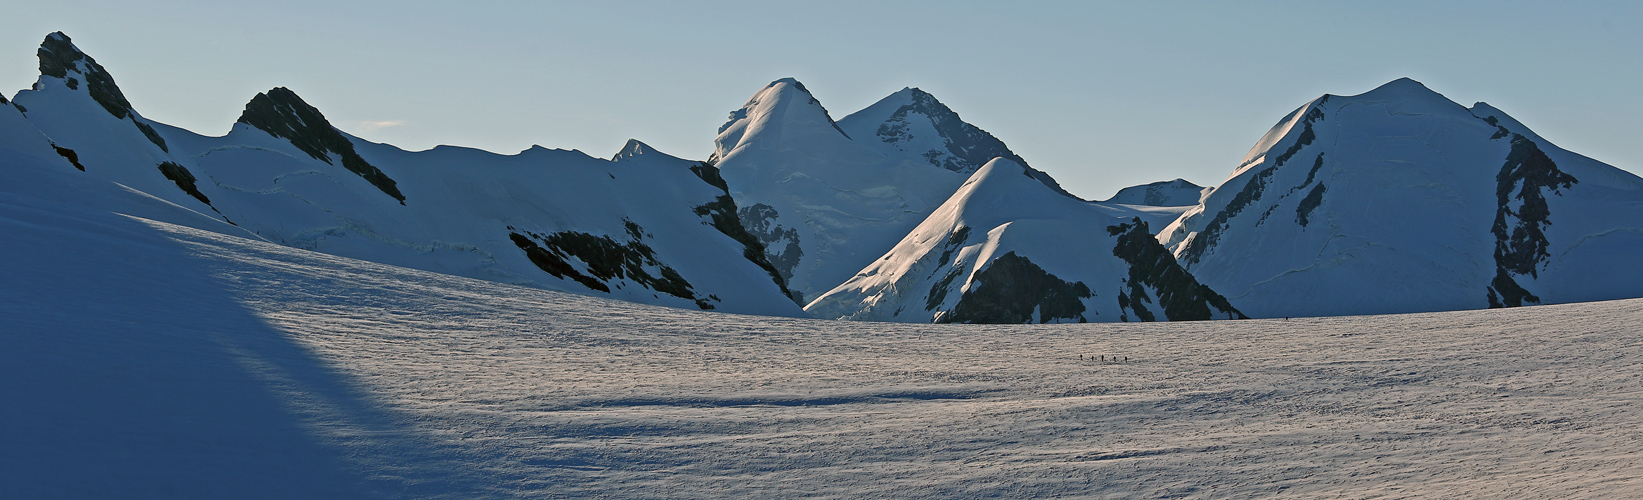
359 120 405 130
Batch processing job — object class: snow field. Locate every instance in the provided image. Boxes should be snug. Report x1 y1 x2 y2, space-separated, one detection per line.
8 198 1639 497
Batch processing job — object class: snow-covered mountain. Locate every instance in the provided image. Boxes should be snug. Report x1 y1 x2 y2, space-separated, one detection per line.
711 80 966 304
8 32 800 316
1162 77 1643 318
836 87 1076 198
807 158 1242 323
16 32 1643 323
1103 178 1207 206
712 79 1085 305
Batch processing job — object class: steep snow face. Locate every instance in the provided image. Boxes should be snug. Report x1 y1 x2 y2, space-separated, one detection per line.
1161 77 1643 318
6 34 801 316
1103 178 1207 206
711 78 973 303
838 87 1076 198
807 158 1241 323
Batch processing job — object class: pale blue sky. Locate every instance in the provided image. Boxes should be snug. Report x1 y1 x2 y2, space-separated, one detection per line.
6 1 1640 199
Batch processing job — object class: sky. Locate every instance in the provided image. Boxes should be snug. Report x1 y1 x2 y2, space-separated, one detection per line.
5 1 1641 200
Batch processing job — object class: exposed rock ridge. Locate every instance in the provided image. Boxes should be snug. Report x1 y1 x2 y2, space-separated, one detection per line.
1487 134 1577 308
937 252 1093 324
1108 218 1244 321
237 87 406 204
687 160 801 304
36 32 169 152
1181 96 1330 265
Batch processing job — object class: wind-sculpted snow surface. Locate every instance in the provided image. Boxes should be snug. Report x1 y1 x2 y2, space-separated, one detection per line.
6 184 1643 497
807 158 1241 323
1163 78 1643 318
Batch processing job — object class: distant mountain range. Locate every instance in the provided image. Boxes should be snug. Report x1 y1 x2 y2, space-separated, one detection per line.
7 32 1643 322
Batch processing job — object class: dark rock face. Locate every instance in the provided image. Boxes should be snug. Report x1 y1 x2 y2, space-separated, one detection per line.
52 144 85 171
237 87 405 204
939 252 1092 324
688 161 799 304
38 32 133 121
1182 99 1328 266
156 161 212 207
1108 218 1244 322
134 121 168 152
873 88 1076 199
736 203 803 300
924 226 972 312
1487 134 1578 308
1295 183 1326 227
509 220 716 310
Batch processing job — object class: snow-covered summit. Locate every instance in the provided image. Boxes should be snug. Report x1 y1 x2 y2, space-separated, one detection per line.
1103 178 1206 206
838 86 1077 198
1162 77 1643 317
611 138 669 162
808 157 1242 323
709 78 976 303
712 78 852 162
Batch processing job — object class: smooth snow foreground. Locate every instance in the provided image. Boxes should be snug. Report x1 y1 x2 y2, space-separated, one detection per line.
5 196 1643 498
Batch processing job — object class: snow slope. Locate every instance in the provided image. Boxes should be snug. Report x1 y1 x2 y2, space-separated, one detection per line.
807 158 1241 323
9 33 799 316
1162 77 1643 318
6 174 1643 497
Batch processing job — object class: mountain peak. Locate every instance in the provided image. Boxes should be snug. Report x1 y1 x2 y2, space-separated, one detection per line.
712 78 852 161
609 139 687 165
1103 178 1206 206
36 31 135 120
611 138 652 161
835 85 1078 199
237 87 406 204
1357 77 1454 103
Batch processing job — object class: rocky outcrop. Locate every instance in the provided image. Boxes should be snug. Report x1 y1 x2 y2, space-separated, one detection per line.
1487 134 1578 308
938 252 1093 324
1108 218 1243 322
237 87 405 204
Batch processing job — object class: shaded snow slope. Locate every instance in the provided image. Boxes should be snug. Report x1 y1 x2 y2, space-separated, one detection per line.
1162 77 1643 318
6 180 1643 497
8 33 799 316
807 158 1240 323
1103 178 1207 206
